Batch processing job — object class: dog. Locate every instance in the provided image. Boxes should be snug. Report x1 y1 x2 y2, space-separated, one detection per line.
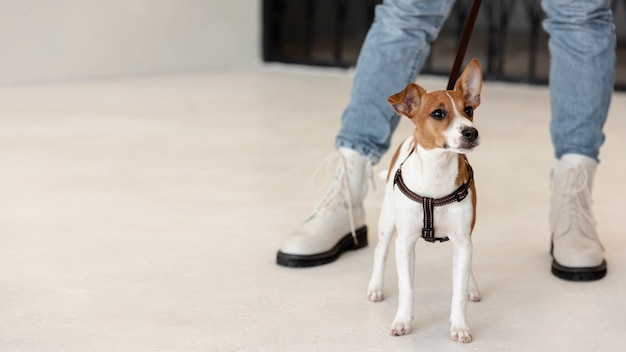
367 58 483 343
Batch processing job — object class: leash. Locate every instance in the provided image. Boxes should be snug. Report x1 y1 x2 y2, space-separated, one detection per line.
446 0 483 90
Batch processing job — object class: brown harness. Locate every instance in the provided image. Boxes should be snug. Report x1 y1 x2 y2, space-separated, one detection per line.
393 156 474 243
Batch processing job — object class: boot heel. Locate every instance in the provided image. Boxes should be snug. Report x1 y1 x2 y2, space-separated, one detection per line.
350 226 369 250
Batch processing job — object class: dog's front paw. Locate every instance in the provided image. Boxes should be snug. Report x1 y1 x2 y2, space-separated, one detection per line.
367 287 384 302
390 319 412 336
450 325 472 343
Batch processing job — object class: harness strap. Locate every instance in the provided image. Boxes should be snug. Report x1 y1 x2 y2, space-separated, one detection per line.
393 160 473 243
422 197 435 240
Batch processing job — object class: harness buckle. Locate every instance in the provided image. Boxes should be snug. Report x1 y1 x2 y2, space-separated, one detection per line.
422 228 449 243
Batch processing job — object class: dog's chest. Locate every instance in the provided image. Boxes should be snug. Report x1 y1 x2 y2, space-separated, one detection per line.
392 189 471 228
389 161 474 237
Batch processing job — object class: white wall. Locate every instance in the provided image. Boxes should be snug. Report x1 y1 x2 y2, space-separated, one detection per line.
0 0 260 84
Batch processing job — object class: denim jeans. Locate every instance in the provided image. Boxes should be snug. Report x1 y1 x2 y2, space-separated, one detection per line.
335 0 615 164
543 0 615 161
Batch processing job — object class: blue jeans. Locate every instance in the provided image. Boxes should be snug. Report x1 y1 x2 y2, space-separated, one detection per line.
335 0 615 164
543 0 615 161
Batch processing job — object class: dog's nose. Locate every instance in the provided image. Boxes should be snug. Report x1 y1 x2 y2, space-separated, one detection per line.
462 127 479 142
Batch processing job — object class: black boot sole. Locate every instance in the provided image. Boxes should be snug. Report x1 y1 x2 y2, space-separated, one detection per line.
550 242 607 281
276 226 368 268
551 259 607 281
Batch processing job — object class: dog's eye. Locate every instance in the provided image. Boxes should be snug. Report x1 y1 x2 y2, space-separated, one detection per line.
430 109 446 120
464 106 473 117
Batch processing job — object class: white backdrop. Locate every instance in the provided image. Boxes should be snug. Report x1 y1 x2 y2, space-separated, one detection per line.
0 0 261 84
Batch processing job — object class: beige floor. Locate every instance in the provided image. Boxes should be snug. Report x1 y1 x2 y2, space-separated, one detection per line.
1 66 625 352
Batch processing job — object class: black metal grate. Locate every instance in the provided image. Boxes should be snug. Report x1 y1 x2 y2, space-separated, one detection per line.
263 0 626 90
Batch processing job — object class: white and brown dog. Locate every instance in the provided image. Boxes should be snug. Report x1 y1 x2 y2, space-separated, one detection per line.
367 59 483 343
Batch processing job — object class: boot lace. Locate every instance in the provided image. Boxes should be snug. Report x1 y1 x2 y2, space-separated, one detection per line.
552 165 597 241
309 152 374 245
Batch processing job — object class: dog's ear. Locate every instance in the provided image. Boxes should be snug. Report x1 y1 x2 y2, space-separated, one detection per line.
388 83 426 118
455 58 482 107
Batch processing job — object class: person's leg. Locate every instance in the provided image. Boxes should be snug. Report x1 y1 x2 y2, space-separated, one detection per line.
542 0 615 281
277 0 456 267
543 0 615 161
336 0 456 164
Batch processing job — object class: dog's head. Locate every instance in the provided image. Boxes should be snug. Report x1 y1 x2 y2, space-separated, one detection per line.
388 58 482 154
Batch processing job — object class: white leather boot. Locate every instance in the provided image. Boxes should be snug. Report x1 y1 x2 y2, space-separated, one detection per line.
277 148 371 267
550 153 606 281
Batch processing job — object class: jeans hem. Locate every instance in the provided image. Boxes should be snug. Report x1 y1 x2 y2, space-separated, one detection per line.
335 138 382 165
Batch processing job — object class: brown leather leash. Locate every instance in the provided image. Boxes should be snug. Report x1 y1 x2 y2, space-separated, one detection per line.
446 0 483 91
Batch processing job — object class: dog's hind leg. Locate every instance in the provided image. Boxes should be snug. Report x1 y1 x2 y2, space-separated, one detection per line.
367 192 395 302
467 268 481 302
